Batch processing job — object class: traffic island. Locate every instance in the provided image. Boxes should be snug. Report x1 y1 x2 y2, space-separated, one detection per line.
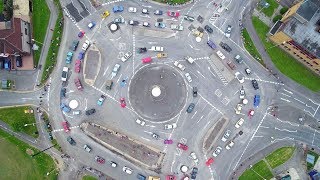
81 122 165 173
203 117 229 152
83 46 101 86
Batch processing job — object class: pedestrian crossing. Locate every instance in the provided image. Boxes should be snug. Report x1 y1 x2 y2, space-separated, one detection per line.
208 62 228 86
244 77 284 85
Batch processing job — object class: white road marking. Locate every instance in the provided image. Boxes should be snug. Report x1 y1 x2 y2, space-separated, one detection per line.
280 98 290 102
197 70 206 79
141 137 150 141
312 129 316 145
304 109 314 117
170 154 177 172
116 74 123 83
191 111 198 119
145 125 156 128
234 90 239 95
294 97 305 104
314 105 320 117
207 67 216 77
274 127 297 133
21 98 32 100
281 93 291 97
254 135 264 138
260 126 269 129
283 88 293 94
275 117 299 127
84 98 88 110
143 130 153 134
66 90 74 94
271 137 294 143
196 115 204 123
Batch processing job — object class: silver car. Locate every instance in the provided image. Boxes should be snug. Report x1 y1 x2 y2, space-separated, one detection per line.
221 130 231 142
111 64 121 77
212 146 222 157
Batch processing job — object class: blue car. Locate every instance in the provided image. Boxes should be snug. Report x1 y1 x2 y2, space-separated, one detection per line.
254 95 260 107
97 95 106 106
78 51 85 60
113 5 124 13
66 51 73 64
60 103 71 113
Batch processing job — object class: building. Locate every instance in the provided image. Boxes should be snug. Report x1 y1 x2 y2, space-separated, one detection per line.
269 0 320 75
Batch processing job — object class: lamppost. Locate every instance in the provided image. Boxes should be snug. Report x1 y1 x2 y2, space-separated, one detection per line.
24 122 41 127
267 41 286 50
31 38 44 45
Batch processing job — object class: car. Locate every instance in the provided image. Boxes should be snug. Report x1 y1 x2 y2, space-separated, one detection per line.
234 55 243 63
61 67 68 81
154 10 163 15
219 42 232 52
120 97 126 108
248 109 255 118
120 78 128 87
142 8 149 14
170 24 184 31
123 166 133 174
252 79 259 90
121 51 132 62
97 95 106 106
15 56 22 67
152 133 159 139
113 5 124 13
192 29 203 37
74 78 83 91
137 174 146 180
235 72 245 83
221 130 231 142
142 22 150 27
78 51 85 60
183 15 195 21
225 25 232 37
136 119 146 126
82 40 90 51
74 60 81 73
173 61 186 71
226 141 235 150
85 108 96 116
142 57 152 63
101 10 110 18
235 118 245 128
67 136 76 145
191 167 198 179
185 73 192 83
166 175 176 180
106 80 113 90
83 144 92 152
154 22 165 28
111 64 121 77
235 103 243 114
88 21 96 29
189 152 199 165
186 103 195 113
177 143 188 151
48 132 53 140
60 103 71 113
114 17 125 24
227 61 236 70
239 86 245 99
157 53 168 58
66 51 73 64
216 50 225 60
254 95 261 107
164 139 173 144
62 121 70 132
60 88 66 98
95 156 105 164
137 47 147 53
206 158 214 166
78 30 85 38
128 7 137 13
193 87 198 97
204 25 213 33
167 11 180 17
149 46 164 52
207 40 216 49
73 110 81 115
164 123 177 130
245 68 251 75
70 40 79 51
212 146 222 157
129 20 139 26
110 161 117 167
184 56 194 64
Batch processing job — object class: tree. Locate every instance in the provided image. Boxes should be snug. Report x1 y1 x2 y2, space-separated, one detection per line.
280 7 289 15
273 15 282 23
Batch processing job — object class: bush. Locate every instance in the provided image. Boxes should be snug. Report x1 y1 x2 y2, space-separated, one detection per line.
280 7 289 15
273 15 282 22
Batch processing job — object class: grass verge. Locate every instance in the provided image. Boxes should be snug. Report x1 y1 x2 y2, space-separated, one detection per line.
258 0 279 17
82 175 98 180
239 160 273 180
41 0 63 84
242 28 263 63
0 0 3 13
252 16 320 92
0 106 38 138
265 147 295 168
0 128 58 179
32 0 50 66
307 150 319 171
51 139 62 152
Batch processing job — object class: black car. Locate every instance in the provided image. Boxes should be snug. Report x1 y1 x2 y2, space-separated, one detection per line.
85 108 96 115
204 25 213 33
16 56 22 67
48 132 53 140
137 47 147 54
60 88 66 98
129 20 139 26
251 80 259 90
70 40 79 51
193 87 198 97
219 42 232 52
154 10 163 15
67 136 76 146
187 103 195 113
191 167 198 179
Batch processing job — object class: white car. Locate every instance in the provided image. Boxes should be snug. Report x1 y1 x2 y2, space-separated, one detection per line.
245 68 251 75
235 118 245 128
121 51 132 62
235 72 245 84
143 22 150 27
111 63 121 77
212 146 222 157
110 161 117 168
185 73 192 83
221 130 231 142
184 56 194 64
83 144 92 152
216 50 225 60
173 61 186 71
235 103 243 114
128 7 137 13
149 46 164 52
82 40 90 51
164 123 177 130
123 166 133 174
61 67 68 81
239 87 245 99
189 152 199 165
135 119 146 126
170 24 184 31
226 141 235 150
225 25 232 38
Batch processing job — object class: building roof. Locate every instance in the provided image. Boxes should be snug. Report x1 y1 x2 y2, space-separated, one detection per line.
282 7 320 58
296 0 320 21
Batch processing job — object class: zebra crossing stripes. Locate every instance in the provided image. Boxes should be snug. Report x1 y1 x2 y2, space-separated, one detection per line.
209 63 228 86
102 0 125 6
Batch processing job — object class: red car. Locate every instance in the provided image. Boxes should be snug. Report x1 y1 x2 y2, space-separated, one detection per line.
206 158 214 166
167 11 180 17
120 97 126 108
78 30 85 38
177 143 188 151
95 156 105 164
166 175 176 180
62 121 70 133
164 139 173 144
142 57 152 64
248 109 255 118
74 60 81 73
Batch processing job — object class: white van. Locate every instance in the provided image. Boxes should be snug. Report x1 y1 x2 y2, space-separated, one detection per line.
184 56 194 64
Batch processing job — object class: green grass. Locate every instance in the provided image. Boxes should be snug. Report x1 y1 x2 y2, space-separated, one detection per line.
0 0 4 13
82 175 98 180
265 147 295 168
239 160 273 180
252 16 320 92
51 139 62 152
242 28 263 63
258 0 279 17
0 128 57 180
32 0 50 66
307 150 319 170
0 106 39 138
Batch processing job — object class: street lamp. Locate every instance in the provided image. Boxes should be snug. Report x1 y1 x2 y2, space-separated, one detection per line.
24 122 41 127
31 38 44 45
267 41 286 50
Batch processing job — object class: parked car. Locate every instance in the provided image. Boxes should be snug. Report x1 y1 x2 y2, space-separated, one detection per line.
120 97 126 108
189 152 199 165
226 141 235 150
252 79 259 90
225 25 232 37
74 78 83 91
245 68 251 75
60 88 66 98
61 67 68 81
185 73 192 83
191 167 198 179
74 60 81 73
110 161 117 167
167 11 180 17
143 22 150 27
150 46 164 52
111 64 121 77
254 95 261 107
66 52 73 64
95 156 105 164
154 22 165 28
78 30 85 38
113 5 124 13
70 40 79 51
227 61 236 70
88 21 96 29
173 61 186 71
128 7 137 13
129 20 139 26
78 51 85 60
106 80 113 90
216 50 225 60
219 42 232 52
170 24 183 31
164 123 177 130
154 10 163 15
60 103 71 113
83 144 92 152
85 108 96 116
235 118 245 128
67 136 76 145
239 86 245 99
205 25 213 33
101 10 110 18
136 119 146 126
121 51 132 62
137 174 146 180
142 8 149 14
62 121 70 132
235 103 243 114
212 146 222 157
193 87 198 97
114 17 125 24
184 56 194 64
97 95 106 106
177 143 188 151
164 139 173 144
152 133 159 139
221 130 231 142
82 40 90 51
184 15 195 21
186 103 195 113
205 158 214 166
142 57 152 63
235 72 245 83
123 166 133 174
137 47 147 53
207 40 216 49
234 55 243 63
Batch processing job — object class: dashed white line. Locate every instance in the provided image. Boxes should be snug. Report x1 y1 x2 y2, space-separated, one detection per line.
274 127 297 133
191 111 198 119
